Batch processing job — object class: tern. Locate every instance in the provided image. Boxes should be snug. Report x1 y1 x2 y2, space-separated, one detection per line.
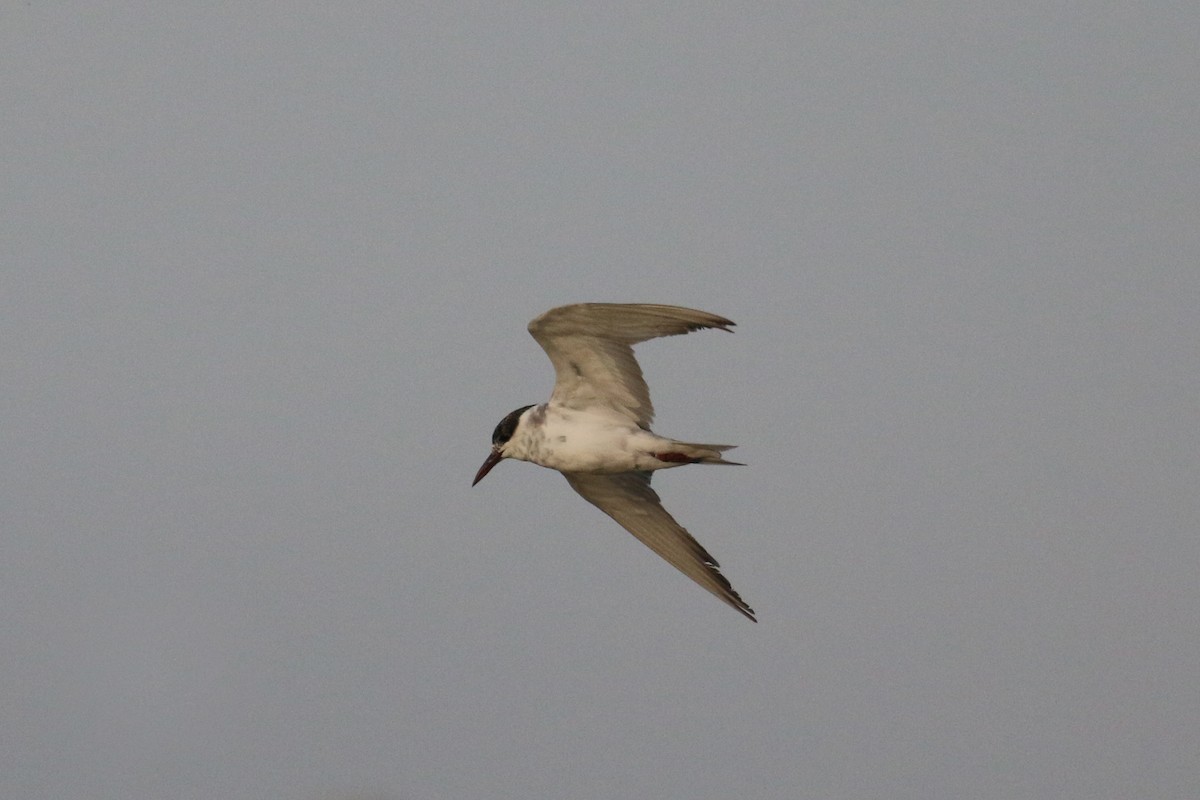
472 303 755 621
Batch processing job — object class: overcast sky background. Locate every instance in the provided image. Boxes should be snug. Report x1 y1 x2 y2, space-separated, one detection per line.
3 5 1198 800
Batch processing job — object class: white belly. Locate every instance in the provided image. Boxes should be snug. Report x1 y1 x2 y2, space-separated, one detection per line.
519 407 668 473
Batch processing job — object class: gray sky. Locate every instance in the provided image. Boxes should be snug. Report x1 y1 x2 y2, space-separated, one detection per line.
3 5 1198 800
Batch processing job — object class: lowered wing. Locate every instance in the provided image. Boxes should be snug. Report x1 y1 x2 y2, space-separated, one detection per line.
563 470 755 621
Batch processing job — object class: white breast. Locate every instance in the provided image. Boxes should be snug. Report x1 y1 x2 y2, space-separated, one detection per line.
508 405 667 474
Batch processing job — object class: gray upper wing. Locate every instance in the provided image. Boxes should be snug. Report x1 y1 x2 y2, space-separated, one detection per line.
563 470 755 621
527 303 734 428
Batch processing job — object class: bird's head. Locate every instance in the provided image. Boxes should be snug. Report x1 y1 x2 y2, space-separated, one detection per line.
472 404 534 485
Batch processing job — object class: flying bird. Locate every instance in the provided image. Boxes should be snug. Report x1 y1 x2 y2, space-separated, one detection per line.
472 303 755 621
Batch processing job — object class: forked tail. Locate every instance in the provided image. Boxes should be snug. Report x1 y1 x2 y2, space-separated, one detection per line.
664 441 745 466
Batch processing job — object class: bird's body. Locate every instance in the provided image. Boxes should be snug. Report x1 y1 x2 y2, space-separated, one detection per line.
499 404 736 475
472 303 756 621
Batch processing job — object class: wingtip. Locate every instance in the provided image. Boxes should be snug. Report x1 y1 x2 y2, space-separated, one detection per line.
723 588 757 622
691 318 735 334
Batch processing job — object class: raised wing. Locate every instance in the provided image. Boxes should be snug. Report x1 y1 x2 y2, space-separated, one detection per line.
528 303 734 428
563 471 756 621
